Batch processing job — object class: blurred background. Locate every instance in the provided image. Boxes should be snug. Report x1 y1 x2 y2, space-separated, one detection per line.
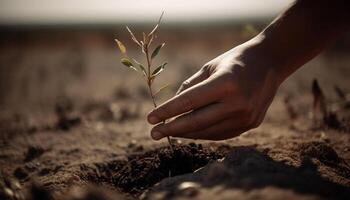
0 0 349 120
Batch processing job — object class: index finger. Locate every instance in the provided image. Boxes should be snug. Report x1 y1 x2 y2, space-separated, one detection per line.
147 77 222 124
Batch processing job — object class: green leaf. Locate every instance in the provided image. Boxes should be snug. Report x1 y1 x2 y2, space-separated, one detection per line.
126 26 141 46
152 62 167 77
154 84 170 96
121 58 137 71
115 39 126 54
151 43 165 59
132 58 147 76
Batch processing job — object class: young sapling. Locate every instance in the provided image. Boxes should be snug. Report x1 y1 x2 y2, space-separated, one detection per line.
115 12 174 151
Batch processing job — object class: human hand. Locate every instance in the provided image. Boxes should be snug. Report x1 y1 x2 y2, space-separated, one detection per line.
147 39 281 140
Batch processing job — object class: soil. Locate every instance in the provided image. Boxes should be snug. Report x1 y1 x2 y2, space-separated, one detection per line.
0 27 350 200
145 144 350 200
112 143 230 195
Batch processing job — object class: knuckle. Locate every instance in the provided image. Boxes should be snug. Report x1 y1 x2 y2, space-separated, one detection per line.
201 62 216 76
181 80 190 88
201 63 211 70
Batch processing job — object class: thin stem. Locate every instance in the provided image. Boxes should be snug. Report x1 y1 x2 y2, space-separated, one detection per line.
145 46 152 77
144 45 174 152
148 83 157 108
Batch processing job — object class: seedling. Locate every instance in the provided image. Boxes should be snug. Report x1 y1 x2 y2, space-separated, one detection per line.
115 12 174 151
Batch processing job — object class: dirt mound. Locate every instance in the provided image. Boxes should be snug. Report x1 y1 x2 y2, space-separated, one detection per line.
144 146 350 200
299 141 341 164
77 143 231 196
112 143 230 195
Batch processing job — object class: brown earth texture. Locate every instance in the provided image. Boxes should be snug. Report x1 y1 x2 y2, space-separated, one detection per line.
0 25 350 200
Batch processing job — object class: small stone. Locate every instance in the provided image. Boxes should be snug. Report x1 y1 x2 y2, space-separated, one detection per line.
69 174 81 183
3 187 14 198
178 182 200 197
39 168 51 176
12 180 21 190
127 140 137 148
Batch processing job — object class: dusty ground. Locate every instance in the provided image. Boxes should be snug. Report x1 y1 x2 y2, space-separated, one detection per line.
0 25 350 200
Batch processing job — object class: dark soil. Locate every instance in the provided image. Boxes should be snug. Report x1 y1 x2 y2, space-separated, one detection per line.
113 143 230 195
78 143 231 196
24 146 45 162
76 143 231 197
299 141 341 164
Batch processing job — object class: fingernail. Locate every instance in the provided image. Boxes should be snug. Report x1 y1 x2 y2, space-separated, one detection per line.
148 116 159 124
151 131 163 140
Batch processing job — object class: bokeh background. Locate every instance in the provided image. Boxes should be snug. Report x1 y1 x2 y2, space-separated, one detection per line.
0 0 349 121
1 2 350 199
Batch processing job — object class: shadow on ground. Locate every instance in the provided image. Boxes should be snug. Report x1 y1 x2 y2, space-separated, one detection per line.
144 145 350 200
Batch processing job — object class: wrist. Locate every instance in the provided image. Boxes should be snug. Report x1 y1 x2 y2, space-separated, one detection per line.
236 35 289 87
255 34 292 85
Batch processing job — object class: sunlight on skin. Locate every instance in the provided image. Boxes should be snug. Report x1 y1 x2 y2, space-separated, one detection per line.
0 0 293 25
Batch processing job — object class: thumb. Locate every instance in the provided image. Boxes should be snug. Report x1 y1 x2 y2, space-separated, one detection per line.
176 68 209 95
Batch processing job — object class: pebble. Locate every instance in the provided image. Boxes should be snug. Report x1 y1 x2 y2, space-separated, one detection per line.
3 187 14 198
178 181 200 197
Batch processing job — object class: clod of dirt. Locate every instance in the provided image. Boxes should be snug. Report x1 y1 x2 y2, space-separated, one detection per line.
113 104 140 123
79 160 127 184
126 140 144 153
299 141 340 165
323 113 342 130
56 116 81 131
55 98 81 131
113 87 131 100
24 146 45 162
0 177 23 200
112 143 230 195
13 167 28 180
81 101 115 122
38 168 51 176
27 182 53 200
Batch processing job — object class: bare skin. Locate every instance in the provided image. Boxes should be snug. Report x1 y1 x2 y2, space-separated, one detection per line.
147 0 350 140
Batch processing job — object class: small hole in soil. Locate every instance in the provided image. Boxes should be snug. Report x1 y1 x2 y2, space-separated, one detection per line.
113 143 231 194
80 143 231 196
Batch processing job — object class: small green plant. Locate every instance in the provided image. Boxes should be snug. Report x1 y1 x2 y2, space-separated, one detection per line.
115 12 173 151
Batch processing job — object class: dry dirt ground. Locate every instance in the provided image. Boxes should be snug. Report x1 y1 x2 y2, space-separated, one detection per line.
0 26 350 200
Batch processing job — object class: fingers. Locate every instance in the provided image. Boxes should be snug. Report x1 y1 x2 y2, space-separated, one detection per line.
148 77 224 124
176 69 209 95
151 116 250 141
194 128 250 140
150 103 229 139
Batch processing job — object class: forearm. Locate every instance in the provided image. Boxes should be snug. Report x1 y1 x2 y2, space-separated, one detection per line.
246 0 350 84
